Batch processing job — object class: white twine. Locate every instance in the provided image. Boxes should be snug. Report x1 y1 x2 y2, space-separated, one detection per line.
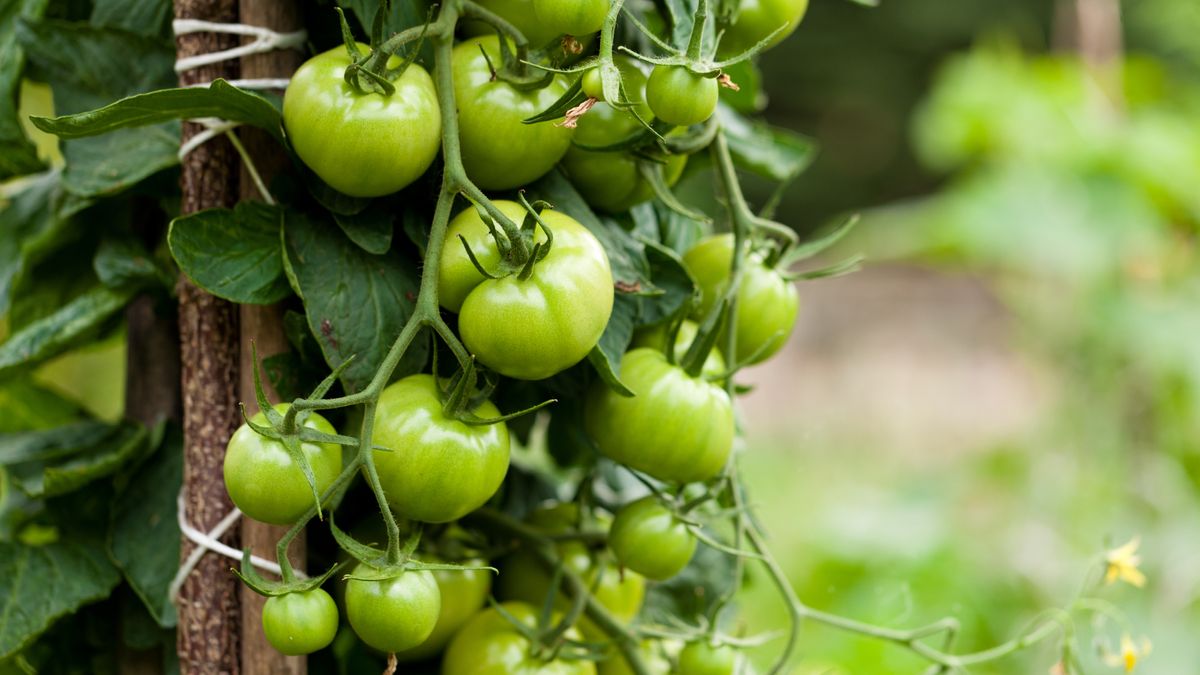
177 117 240 160
168 491 307 605
173 19 307 73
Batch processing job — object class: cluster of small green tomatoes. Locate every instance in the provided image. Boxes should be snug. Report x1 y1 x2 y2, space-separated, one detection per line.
222 0 810 672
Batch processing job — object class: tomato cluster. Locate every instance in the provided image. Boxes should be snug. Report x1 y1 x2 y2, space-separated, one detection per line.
228 0 811 670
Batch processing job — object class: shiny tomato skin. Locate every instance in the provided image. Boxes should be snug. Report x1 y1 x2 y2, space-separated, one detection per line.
608 497 697 581
586 348 734 484
282 44 441 197
532 0 608 36
463 0 562 47
718 0 810 57
453 36 574 190
684 234 799 365
223 404 342 526
442 602 596 674
261 588 339 656
677 642 740 675
645 66 719 127
344 564 441 653
372 374 510 524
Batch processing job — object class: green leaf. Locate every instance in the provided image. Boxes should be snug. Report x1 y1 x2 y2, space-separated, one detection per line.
0 421 114 466
719 105 817 182
637 239 695 327
109 427 181 628
0 171 89 316
93 237 164 289
341 0 434 60
168 202 292 305
283 210 426 393
8 422 150 498
642 541 737 622
0 379 81 434
59 125 180 198
90 0 171 38
333 201 395 255
0 537 121 658
30 80 283 144
587 294 638 396
0 285 135 380
0 0 50 181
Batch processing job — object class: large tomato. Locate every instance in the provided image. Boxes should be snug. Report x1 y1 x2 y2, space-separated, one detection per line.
497 504 645 639
684 234 799 365
282 44 441 197
442 602 596 674
344 564 441 653
395 558 492 662
561 58 687 213
223 404 342 526
532 0 608 36
718 0 810 57
439 201 615 381
372 374 510 524
586 349 734 484
452 36 573 190
463 0 562 47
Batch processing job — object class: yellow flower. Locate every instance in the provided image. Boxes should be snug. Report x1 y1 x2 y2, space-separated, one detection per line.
1104 537 1146 588
1103 634 1152 672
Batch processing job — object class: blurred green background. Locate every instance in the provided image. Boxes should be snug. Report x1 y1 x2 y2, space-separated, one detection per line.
730 0 1200 672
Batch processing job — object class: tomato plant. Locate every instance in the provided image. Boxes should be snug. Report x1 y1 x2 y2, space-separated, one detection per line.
282 44 441 197
442 602 597 674
223 404 342 526
452 35 574 190
261 589 340 656
609 496 697 580
372 374 510 523
344 565 442 654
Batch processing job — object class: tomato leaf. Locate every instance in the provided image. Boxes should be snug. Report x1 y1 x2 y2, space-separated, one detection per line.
0 285 135 380
7 421 152 499
0 537 122 659
333 201 396 255
0 421 116 466
168 202 292 305
282 209 426 393
0 378 82 434
0 172 91 317
90 0 171 38
719 105 818 183
587 295 638 396
108 426 181 628
0 0 50 181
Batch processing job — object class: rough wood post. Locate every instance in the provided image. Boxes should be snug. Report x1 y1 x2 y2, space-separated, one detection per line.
236 4 305 672
174 0 243 672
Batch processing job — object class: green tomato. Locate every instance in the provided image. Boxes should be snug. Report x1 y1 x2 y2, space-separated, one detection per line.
373 374 510 524
453 36 573 190
442 602 596 674
581 69 605 100
396 558 492 662
561 58 687 212
532 0 608 36
223 404 342 526
718 0 810 58
631 320 726 377
463 0 562 47
345 565 441 653
442 201 615 380
262 588 339 656
677 642 739 675
597 641 673 675
586 348 734 484
282 44 441 197
609 497 697 581
497 504 645 640
684 234 799 365
646 66 719 127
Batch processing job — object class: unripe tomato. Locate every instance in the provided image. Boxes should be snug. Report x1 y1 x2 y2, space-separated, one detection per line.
453 36 574 190
440 201 615 381
533 0 609 36
223 404 342 526
345 564 441 653
497 504 645 639
261 588 339 656
442 602 596 674
609 497 696 581
719 0 810 57
561 58 687 213
282 44 441 197
586 348 734 484
645 66 719 127
597 641 672 675
677 641 740 675
395 558 492 662
683 234 799 365
373 374 510 524
632 320 726 377
581 69 605 100
464 0 561 47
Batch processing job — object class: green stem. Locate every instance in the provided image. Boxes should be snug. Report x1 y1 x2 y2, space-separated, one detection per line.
686 0 709 61
461 0 530 49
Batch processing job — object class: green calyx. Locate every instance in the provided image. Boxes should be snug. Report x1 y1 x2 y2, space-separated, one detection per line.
437 355 556 426
458 194 558 282
330 517 497 581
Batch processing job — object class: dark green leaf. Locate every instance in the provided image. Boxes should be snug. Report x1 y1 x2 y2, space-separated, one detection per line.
90 0 171 38
642 538 737 621
0 378 81 434
59 125 180 197
341 0 434 60
0 171 89 316
333 202 395 255
9 422 150 498
0 0 50 180
6 236 103 332
109 427 180 628
719 105 817 182
637 239 695 327
0 421 114 466
587 294 637 396
283 210 426 393
168 202 291 305
0 285 135 379
93 237 163 289
31 80 283 144
0 537 121 658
